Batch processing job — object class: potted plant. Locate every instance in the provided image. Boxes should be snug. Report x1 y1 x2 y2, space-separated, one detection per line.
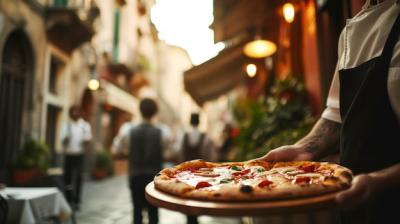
91 151 113 180
13 138 50 185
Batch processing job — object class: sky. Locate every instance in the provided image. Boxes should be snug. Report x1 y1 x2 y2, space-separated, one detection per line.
150 0 224 65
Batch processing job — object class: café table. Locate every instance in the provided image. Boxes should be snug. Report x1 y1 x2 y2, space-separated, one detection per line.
0 187 71 224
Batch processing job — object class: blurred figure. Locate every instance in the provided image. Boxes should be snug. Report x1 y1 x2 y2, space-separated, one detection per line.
114 98 163 224
112 116 171 158
181 113 214 162
217 123 234 162
180 113 213 224
60 106 92 210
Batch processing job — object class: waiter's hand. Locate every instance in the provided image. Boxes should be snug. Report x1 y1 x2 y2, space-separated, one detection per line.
336 174 379 210
256 144 314 162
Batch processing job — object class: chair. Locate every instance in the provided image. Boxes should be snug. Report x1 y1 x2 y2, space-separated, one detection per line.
0 194 8 224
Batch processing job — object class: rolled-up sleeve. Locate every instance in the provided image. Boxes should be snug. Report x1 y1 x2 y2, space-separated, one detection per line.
321 63 342 123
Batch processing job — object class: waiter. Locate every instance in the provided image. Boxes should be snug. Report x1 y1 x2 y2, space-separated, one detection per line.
61 106 92 210
259 0 400 223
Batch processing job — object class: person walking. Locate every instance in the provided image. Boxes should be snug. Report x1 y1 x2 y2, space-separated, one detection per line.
114 98 163 224
61 106 92 210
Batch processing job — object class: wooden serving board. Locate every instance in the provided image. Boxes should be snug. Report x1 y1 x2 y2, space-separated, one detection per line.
145 182 339 216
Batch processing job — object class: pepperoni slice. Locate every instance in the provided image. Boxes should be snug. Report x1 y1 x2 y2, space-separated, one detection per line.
258 179 273 188
293 176 311 184
299 164 315 173
195 181 212 189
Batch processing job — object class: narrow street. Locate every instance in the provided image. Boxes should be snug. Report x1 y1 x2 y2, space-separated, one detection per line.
2 1 384 224
76 175 243 224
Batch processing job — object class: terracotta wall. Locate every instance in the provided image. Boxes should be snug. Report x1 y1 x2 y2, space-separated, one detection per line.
351 0 365 16
301 0 322 114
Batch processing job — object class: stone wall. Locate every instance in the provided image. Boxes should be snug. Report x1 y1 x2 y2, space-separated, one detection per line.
0 0 48 140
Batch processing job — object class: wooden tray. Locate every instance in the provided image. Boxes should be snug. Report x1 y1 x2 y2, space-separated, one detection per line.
145 182 339 216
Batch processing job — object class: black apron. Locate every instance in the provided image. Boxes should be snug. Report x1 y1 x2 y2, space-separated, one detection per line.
339 12 400 224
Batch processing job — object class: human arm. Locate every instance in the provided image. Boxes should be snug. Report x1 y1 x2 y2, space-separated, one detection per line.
112 133 129 156
60 123 70 148
336 163 400 210
111 123 131 155
258 117 341 162
81 121 93 153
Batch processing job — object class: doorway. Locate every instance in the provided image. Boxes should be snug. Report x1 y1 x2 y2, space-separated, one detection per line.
0 30 34 183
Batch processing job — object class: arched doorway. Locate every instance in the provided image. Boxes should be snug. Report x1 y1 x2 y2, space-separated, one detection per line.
0 30 34 183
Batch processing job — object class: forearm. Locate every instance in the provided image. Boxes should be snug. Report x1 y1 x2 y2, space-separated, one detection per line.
295 118 341 160
369 163 400 191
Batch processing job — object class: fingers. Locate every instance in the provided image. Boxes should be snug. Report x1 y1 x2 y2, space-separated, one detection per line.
255 145 311 162
256 146 296 162
336 175 371 210
258 151 276 162
295 152 313 161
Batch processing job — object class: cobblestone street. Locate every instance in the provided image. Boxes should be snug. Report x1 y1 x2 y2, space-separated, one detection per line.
76 175 243 224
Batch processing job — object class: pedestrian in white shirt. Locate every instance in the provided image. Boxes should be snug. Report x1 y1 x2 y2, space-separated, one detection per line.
258 1 400 224
60 106 92 210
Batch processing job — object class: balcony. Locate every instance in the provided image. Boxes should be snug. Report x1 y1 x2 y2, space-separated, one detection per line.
32 0 99 54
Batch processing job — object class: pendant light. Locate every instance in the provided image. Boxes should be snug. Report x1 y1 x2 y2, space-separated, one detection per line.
246 63 257 77
243 27 277 58
283 3 295 23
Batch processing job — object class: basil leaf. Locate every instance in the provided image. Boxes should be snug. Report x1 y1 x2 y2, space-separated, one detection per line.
231 166 242 171
256 168 265 173
220 178 232 184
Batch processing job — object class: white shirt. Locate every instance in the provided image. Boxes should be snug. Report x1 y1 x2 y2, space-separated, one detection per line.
322 0 400 124
60 118 92 154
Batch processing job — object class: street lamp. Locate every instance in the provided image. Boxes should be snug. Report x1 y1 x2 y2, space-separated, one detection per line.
88 78 100 91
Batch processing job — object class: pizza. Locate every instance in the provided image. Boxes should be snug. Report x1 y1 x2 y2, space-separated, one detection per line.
154 159 352 201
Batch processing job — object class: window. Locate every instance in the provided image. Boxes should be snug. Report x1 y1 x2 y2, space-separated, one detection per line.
45 105 61 165
49 55 65 95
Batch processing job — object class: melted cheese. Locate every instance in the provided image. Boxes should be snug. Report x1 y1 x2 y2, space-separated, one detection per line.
172 163 337 195
175 165 328 190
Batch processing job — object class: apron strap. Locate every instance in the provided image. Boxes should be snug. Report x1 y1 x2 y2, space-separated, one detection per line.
381 12 400 64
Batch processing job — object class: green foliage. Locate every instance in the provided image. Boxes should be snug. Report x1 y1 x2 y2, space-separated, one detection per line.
14 138 51 172
93 151 114 175
233 76 316 161
249 117 316 159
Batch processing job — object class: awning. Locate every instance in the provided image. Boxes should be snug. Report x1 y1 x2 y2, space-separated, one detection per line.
101 81 139 115
184 44 246 106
